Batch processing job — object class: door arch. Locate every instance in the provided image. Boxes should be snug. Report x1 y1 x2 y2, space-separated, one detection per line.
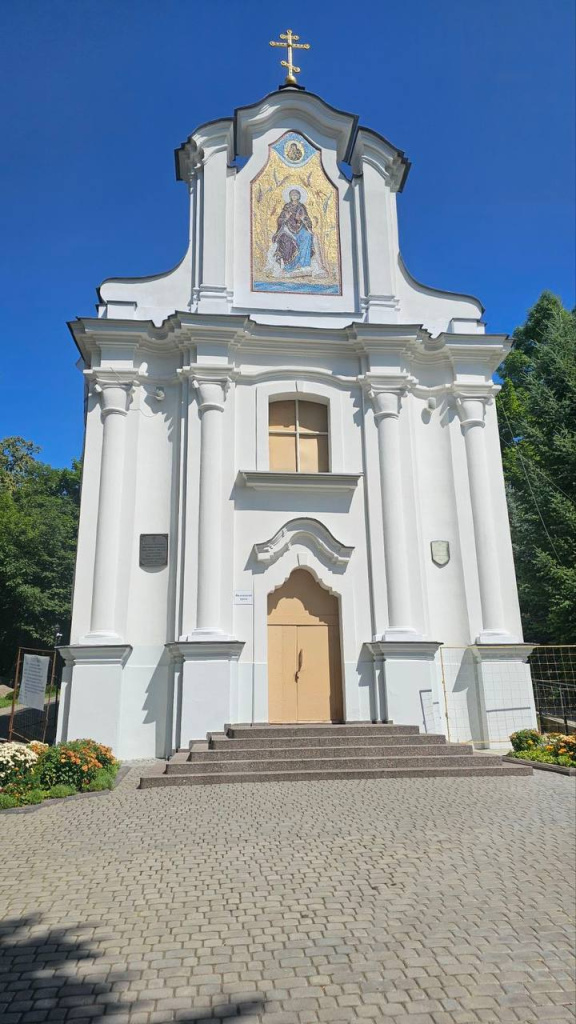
267 568 343 723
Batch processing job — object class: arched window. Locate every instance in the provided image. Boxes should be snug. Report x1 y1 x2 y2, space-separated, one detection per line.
269 399 329 472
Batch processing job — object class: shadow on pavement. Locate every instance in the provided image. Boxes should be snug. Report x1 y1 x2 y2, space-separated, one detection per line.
0 914 267 1021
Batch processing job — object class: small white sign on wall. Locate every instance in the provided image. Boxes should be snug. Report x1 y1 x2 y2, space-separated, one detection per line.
234 590 253 606
19 654 50 711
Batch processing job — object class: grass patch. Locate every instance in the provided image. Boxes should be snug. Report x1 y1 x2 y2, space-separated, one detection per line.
47 783 77 799
0 793 18 809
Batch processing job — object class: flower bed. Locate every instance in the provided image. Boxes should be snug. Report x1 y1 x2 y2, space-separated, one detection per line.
506 729 576 767
0 739 120 809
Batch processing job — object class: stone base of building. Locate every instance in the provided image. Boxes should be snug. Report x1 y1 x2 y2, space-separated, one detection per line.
56 641 538 758
472 644 537 748
167 640 245 745
367 641 443 730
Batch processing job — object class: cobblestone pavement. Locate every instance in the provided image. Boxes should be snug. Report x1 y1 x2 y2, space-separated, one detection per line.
1 765 575 1024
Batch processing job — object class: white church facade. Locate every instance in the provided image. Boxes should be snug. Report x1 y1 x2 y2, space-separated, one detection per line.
57 83 537 759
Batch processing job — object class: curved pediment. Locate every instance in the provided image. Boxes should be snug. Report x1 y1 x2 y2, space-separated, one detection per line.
234 89 359 165
253 517 354 568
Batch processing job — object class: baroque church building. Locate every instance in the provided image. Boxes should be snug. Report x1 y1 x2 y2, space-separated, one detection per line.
57 75 536 759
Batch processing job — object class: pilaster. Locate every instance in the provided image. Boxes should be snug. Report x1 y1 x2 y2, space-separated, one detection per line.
179 368 235 641
82 375 137 643
362 374 422 641
452 383 519 643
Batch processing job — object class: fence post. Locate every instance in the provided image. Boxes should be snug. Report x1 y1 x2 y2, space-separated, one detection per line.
560 688 568 735
8 648 23 742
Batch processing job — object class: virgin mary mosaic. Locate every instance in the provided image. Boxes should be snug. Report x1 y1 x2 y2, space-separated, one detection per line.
251 132 341 295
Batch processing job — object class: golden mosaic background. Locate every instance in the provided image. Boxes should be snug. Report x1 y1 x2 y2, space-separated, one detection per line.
251 136 341 294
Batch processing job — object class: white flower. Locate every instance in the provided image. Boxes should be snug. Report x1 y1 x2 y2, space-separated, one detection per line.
0 742 38 785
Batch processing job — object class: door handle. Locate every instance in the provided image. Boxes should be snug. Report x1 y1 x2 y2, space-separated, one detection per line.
295 648 303 682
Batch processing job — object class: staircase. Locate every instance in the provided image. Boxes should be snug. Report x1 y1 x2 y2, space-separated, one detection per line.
140 723 532 788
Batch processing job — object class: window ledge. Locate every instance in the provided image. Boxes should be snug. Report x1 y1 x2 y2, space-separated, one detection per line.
239 471 362 493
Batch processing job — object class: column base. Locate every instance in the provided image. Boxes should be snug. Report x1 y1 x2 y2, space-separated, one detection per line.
178 628 234 642
56 644 132 752
377 627 424 642
475 629 521 644
167 639 245 743
80 630 124 643
367 641 442 731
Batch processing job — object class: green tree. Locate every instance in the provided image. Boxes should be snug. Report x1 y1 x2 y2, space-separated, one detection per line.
0 438 81 677
497 292 576 643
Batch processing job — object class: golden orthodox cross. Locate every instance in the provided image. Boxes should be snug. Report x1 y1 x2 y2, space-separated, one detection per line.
269 29 310 86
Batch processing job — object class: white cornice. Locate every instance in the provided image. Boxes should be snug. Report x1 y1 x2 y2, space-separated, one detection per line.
240 471 361 494
70 313 511 371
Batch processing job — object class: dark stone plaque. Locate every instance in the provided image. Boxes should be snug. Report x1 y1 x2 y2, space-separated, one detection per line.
139 534 168 568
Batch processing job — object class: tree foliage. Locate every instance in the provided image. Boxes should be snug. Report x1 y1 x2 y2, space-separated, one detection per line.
497 292 576 643
0 438 81 677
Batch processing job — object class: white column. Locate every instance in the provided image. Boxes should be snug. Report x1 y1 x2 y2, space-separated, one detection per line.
370 384 420 640
193 377 228 636
456 391 516 642
86 382 132 640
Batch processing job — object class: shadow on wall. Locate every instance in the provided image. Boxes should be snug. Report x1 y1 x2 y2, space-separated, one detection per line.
141 647 175 759
0 914 267 1020
451 648 487 747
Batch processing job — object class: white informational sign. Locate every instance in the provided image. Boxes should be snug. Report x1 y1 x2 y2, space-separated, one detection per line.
234 590 253 606
19 654 50 711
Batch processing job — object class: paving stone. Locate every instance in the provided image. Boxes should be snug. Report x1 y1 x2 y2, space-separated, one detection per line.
0 764 574 1023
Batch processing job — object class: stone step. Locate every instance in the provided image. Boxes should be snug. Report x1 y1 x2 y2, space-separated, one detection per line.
206 732 448 750
224 723 422 739
141 763 532 788
167 754 492 774
185 743 473 763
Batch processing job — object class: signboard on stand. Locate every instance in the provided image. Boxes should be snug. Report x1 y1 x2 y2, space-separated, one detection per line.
19 654 50 711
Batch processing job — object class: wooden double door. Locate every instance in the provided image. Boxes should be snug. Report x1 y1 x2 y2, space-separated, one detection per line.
267 569 343 723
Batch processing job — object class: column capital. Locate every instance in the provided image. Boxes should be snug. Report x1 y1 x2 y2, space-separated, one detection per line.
360 373 415 421
86 371 139 417
450 383 499 429
189 374 232 413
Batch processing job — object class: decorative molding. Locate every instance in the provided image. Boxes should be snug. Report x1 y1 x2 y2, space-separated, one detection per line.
240 471 361 493
253 517 354 569
350 128 410 192
366 641 441 661
57 644 133 667
166 640 244 662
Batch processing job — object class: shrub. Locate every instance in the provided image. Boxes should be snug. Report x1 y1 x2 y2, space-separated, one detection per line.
69 739 117 769
0 742 38 787
34 740 119 790
509 729 542 752
47 784 77 799
29 741 49 756
0 793 18 809
543 734 576 764
508 749 557 764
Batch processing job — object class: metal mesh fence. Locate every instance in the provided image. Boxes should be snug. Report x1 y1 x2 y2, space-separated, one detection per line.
529 646 576 734
433 644 576 748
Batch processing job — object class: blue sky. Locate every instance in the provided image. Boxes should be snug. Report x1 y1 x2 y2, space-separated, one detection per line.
0 0 574 467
